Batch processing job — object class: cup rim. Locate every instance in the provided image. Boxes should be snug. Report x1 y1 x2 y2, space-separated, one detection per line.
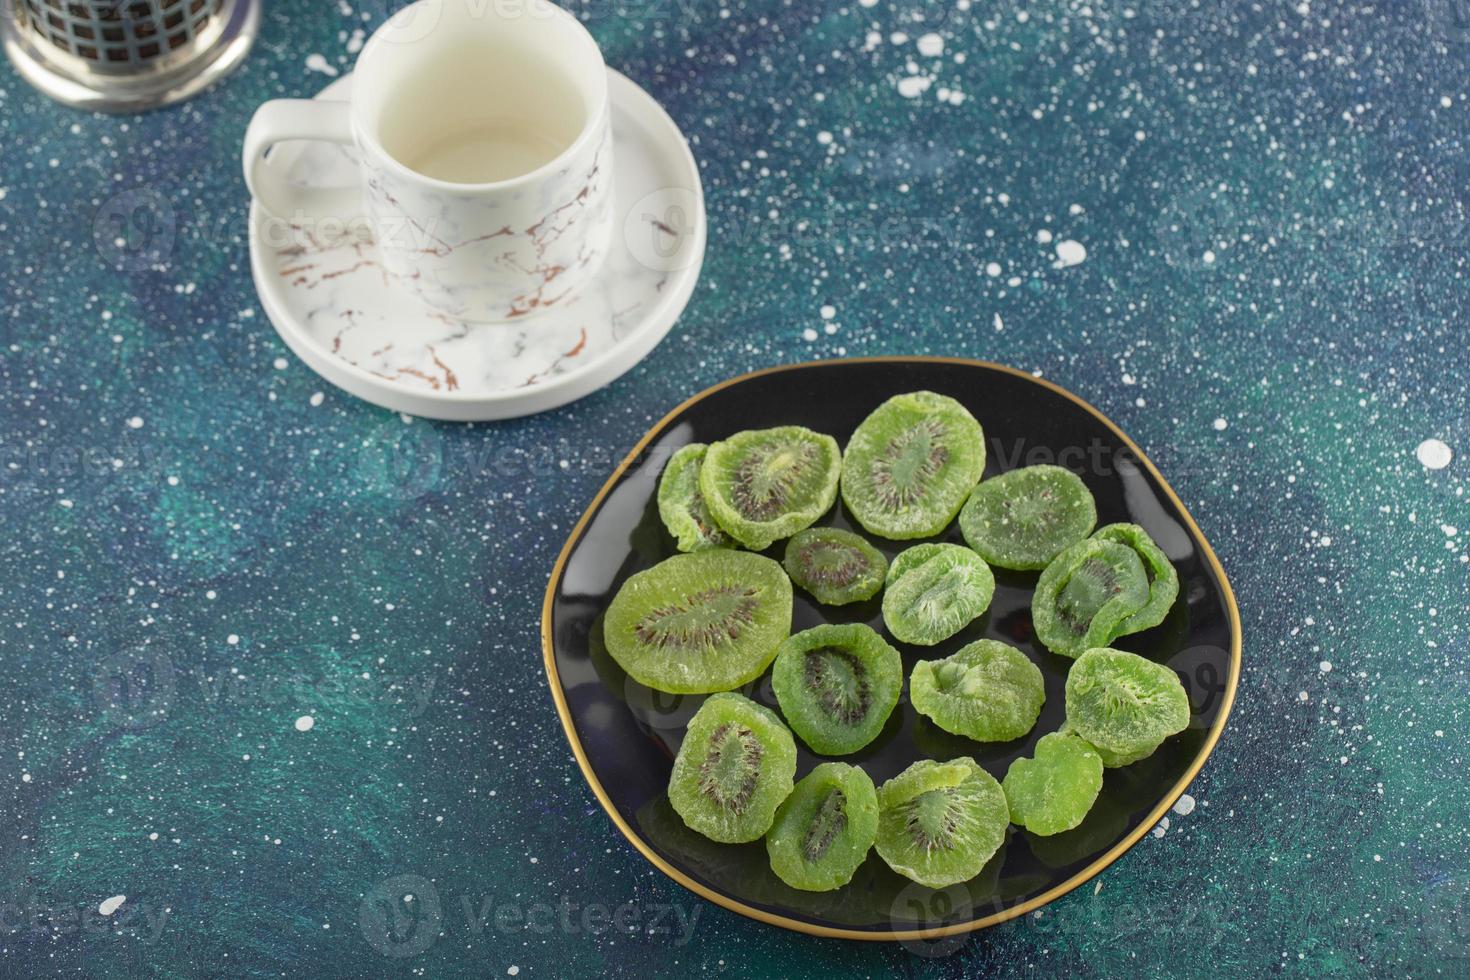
349 0 609 193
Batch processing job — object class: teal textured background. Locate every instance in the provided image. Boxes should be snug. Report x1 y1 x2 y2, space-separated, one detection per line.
2 0 1467 975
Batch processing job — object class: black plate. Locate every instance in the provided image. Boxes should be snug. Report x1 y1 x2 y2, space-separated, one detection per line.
541 358 1241 941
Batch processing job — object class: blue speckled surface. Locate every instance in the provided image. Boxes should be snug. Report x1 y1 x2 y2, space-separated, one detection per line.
2 0 1468 975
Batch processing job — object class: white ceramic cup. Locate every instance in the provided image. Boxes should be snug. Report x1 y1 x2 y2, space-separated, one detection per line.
243 0 613 323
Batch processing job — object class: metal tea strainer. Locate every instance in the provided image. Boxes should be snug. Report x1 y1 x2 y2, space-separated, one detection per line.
2 0 259 112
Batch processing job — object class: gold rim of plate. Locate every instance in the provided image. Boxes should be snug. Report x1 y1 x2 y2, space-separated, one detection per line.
538 356 1244 942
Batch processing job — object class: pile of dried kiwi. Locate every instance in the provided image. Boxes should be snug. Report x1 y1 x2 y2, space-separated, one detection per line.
603 391 1189 893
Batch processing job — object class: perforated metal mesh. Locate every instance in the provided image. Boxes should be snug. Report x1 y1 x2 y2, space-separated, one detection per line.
17 0 228 74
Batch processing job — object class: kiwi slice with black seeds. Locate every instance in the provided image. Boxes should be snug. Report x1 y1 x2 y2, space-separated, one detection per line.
668 693 798 842
1031 539 1149 658
700 426 842 550
603 551 792 694
771 623 902 755
840 391 985 540
782 527 887 605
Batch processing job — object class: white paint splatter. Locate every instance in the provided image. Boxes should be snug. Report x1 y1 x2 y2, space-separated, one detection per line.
985 262 1002 277
819 305 836 320
916 33 944 57
305 54 340 77
99 896 126 916
896 76 932 99
126 416 144 429
1151 816 1170 838
1213 417 1228 431
1172 794 1196 816
1053 239 1087 268
309 391 325 407
295 715 315 732
1416 438 1453 470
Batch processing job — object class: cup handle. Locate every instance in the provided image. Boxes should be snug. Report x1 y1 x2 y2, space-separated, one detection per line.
242 99 363 225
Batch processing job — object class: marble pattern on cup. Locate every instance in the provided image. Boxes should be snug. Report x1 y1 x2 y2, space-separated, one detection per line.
365 119 613 323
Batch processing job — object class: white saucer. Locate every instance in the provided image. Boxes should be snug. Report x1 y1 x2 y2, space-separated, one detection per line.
248 70 705 421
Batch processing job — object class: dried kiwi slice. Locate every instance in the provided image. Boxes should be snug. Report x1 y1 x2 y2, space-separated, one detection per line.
656 444 731 553
875 757 1009 888
603 551 793 694
882 544 995 646
700 426 842 550
958 465 1097 570
840 391 986 540
1001 731 1104 836
1091 523 1179 636
668 693 798 842
1064 647 1190 767
909 639 1045 742
765 762 879 891
771 624 902 755
782 527 887 606
1031 539 1149 658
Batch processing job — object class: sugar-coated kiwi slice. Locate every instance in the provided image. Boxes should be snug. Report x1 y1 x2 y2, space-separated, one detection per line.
700 426 842 551
765 762 879 891
782 527 887 606
883 542 946 586
656 444 731 553
909 639 1045 742
1091 523 1179 636
1001 731 1104 836
1031 539 1149 658
1064 647 1190 767
603 551 793 694
668 693 798 842
875 757 1009 889
882 543 995 646
840 391 986 540
771 623 903 755
958 465 1097 570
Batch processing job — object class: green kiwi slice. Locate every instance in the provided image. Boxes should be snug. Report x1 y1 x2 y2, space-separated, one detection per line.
1001 731 1104 836
958 464 1097 570
840 391 986 540
1064 647 1190 767
668 693 798 842
771 624 903 755
1031 539 1149 658
909 639 1045 742
781 527 887 605
656 444 731 553
603 551 793 694
881 543 995 646
874 757 1009 889
765 762 879 891
700 426 842 550
1091 523 1179 636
